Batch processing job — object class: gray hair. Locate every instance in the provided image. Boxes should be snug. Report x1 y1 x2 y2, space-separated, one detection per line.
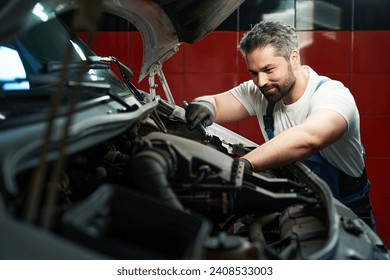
238 21 299 60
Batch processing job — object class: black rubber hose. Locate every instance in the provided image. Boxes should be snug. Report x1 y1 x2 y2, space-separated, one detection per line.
124 148 184 211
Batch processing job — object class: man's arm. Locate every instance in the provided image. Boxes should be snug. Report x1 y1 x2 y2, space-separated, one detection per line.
195 91 250 123
243 109 348 171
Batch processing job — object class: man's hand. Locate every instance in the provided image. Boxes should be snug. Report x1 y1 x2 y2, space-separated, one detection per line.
184 100 216 130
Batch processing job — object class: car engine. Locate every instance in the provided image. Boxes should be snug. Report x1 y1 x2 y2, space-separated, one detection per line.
7 100 386 260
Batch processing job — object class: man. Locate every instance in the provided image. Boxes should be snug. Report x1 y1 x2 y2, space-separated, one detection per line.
185 21 375 230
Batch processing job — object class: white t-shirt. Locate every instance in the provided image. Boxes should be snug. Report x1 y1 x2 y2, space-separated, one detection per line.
230 67 365 177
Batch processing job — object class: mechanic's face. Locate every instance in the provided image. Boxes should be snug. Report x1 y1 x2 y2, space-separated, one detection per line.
246 45 296 103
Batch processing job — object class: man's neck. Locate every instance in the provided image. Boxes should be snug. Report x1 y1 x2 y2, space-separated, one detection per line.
283 66 310 105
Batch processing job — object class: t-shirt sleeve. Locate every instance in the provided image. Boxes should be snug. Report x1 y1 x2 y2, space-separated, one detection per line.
310 80 357 127
230 80 261 116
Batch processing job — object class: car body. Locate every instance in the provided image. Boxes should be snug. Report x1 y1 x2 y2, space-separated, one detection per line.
0 0 389 260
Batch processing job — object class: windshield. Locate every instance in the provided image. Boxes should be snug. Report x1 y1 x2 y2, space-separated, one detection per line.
0 16 134 128
0 17 95 92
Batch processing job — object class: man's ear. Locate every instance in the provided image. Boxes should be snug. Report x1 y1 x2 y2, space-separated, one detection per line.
290 50 300 65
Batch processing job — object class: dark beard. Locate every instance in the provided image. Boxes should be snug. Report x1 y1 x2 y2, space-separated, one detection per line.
260 64 296 103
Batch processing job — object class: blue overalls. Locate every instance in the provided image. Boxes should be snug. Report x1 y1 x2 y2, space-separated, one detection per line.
262 79 376 230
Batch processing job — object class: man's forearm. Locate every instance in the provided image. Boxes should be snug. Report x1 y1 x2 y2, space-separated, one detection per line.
244 128 319 171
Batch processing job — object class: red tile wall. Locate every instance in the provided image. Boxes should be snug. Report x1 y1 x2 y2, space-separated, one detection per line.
86 29 390 247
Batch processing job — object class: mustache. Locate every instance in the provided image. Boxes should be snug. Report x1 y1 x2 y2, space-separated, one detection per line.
260 83 278 92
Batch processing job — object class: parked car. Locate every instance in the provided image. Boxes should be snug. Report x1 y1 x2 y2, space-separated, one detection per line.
0 0 388 260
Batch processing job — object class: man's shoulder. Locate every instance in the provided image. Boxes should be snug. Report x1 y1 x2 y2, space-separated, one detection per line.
307 69 349 95
231 80 260 96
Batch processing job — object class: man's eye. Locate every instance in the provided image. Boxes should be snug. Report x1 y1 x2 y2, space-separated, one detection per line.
264 68 273 73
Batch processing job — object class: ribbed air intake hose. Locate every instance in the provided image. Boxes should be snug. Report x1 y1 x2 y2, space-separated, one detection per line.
124 145 184 211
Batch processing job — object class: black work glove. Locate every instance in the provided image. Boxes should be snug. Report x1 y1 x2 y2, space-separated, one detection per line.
185 100 216 130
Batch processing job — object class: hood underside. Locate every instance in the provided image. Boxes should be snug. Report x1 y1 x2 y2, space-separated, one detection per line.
0 0 243 81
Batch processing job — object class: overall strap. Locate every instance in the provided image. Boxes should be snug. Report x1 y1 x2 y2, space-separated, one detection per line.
263 102 276 139
315 78 330 91
262 78 331 140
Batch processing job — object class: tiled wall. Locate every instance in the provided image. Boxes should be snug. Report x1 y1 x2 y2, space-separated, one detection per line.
82 0 390 247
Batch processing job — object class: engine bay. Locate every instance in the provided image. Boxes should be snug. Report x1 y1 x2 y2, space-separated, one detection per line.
9 108 345 260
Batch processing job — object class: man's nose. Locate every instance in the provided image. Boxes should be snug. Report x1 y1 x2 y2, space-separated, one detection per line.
255 72 268 87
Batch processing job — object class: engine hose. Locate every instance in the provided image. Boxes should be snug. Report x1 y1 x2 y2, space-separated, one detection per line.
124 148 184 211
248 218 266 244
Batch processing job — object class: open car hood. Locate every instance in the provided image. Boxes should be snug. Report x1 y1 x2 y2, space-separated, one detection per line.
0 0 243 81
